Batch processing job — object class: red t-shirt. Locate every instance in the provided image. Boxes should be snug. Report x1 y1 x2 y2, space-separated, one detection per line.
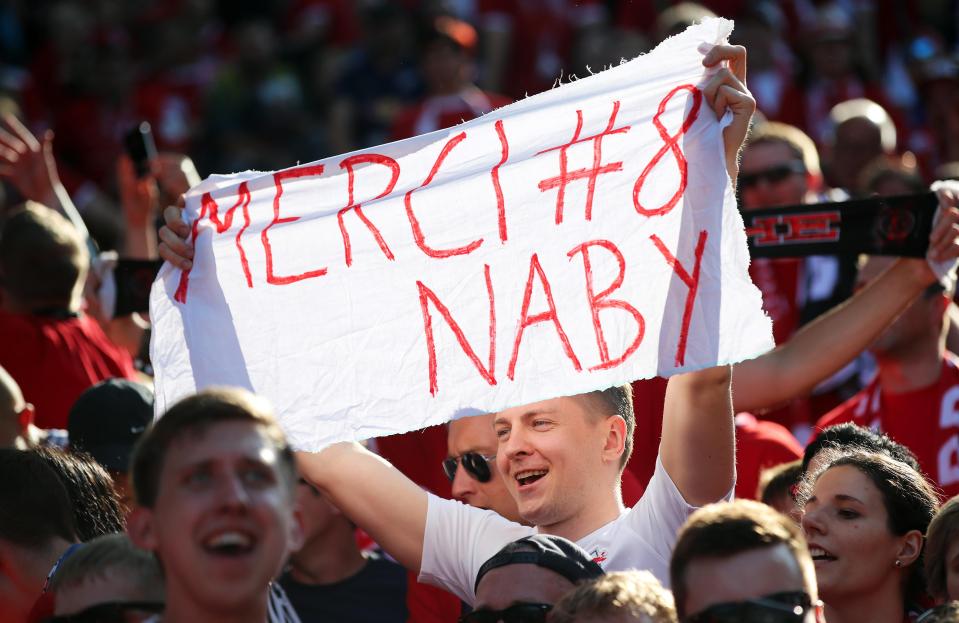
0 309 136 429
816 354 959 498
734 413 803 500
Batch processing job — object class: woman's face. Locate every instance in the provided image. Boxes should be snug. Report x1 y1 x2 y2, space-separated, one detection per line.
800 465 906 601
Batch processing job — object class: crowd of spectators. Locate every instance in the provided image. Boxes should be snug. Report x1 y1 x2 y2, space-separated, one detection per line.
4 0 959 622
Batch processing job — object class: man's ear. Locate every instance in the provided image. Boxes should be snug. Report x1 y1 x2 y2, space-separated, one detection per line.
126 506 158 551
601 415 627 466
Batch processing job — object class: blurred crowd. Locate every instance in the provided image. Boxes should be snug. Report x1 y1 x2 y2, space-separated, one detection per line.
5 1 959 623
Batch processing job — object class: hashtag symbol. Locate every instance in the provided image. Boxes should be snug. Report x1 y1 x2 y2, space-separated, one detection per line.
537 101 631 225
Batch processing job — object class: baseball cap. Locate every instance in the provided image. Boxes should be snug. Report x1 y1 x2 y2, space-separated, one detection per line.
68 379 153 473
474 534 605 592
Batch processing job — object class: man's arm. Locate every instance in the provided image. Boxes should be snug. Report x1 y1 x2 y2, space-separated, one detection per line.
659 365 734 506
296 442 428 573
734 184 959 413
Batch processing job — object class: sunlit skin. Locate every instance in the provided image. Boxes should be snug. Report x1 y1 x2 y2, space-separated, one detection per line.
493 396 626 538
128 421 302 623
473 564 573 611
801 465 920 623
682 543 819 622
739 141 813 210
447 414 523 523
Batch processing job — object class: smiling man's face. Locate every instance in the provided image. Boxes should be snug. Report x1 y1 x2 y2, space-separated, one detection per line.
493 396 611 530
131 420 301 615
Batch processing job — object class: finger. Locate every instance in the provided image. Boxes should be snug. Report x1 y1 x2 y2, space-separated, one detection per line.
3 113 40 151
930 206 959 248
163 203 190 237
703 68 750 119
159 241 193 271
0 127 26 154
932 222 959 259
0 144 19 163
158 224 194 260
702 44 747 84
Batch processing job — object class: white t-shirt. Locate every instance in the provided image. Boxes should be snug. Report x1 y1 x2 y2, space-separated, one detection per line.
420 456 722 604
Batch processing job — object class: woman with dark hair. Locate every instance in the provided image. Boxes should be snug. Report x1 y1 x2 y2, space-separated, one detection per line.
925 496 959 603
799 450 939 623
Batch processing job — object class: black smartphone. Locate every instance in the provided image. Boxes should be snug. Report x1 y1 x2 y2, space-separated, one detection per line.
114 259 163 316
124 122 158 178
743 192 938 259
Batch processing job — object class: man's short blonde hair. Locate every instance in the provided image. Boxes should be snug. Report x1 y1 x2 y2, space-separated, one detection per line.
550 571 677 623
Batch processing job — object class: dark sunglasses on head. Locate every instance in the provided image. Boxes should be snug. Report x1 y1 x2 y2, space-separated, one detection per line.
443 452 496 483
459 603 552 623
683 590 813 623
44 601 165 623
739 161 807 189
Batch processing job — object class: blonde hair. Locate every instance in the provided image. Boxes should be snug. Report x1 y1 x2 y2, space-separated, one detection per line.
550 571 677 623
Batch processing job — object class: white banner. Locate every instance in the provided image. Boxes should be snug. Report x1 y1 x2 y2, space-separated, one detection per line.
150 17 773 451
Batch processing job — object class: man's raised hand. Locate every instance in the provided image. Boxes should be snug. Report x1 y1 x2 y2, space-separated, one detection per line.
702 44 754 184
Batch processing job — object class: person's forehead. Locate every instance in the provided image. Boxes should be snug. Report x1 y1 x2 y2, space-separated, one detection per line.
494 395 590 424
742 140 798 170
683 544 807 613
448 414 497 453
162 420 279 473
475 563 574 607
814 464 882 504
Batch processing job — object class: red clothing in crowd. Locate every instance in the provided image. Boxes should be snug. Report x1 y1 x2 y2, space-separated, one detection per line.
816 353 959 498
0 309 136 429
629 379 803 499
749 258 803 347
733 413 803 500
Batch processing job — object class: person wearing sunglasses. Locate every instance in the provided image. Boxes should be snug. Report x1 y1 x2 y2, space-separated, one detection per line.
47 533 164 623
444 414 524 524
670 500 824 623
462 535 604 623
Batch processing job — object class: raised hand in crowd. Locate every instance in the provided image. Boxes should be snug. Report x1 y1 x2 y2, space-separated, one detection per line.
701 44 753 183
117 154 159 261
0 113 89 245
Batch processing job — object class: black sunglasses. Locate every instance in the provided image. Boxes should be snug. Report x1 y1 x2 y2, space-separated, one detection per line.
459 603 552 623
683 590 813 623
45 601 165 623
739 161 807 189
443 452 497 483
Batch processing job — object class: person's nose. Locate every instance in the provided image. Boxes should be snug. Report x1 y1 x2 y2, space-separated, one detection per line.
450 460 477 502
800 505 826 537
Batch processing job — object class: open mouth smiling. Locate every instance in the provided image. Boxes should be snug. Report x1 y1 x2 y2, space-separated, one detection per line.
514 469 548 488
203 530 256 557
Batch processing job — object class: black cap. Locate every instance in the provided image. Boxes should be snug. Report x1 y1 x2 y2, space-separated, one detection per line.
68 379 153 472
474 534 605 592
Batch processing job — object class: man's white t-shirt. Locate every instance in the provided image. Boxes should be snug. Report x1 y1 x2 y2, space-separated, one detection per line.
420 456 721 604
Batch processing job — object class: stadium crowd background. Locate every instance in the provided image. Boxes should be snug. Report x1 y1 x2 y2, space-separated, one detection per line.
4 1 959 622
